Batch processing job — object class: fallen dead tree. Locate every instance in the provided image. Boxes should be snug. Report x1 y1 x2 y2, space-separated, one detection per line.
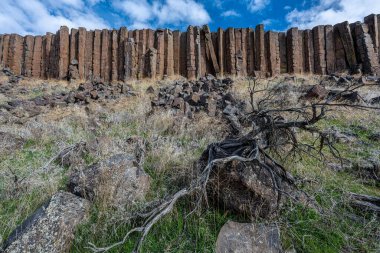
88 77 380 253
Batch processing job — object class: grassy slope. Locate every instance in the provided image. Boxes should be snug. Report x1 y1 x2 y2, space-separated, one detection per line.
0 77 379 252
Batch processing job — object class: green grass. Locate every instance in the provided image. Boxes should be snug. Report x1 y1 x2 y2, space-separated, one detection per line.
71 200 238 253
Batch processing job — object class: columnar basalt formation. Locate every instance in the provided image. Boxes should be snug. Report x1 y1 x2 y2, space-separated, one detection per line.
265 31 280 76
1 14 380 81
255 24 266 75
286 28 301 74
313 26 327 75
303 30 314 73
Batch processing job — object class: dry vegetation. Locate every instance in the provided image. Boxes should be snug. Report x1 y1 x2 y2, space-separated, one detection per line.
0 74 379 252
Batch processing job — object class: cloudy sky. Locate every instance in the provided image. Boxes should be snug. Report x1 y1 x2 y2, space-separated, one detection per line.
0 0 379 35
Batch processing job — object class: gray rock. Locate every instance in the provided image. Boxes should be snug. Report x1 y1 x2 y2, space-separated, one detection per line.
3 191 90 253
369 132 380 142
68 154 150 209
215 221 282 253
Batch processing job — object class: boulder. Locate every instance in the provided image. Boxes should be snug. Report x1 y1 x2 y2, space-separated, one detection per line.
2 191 90 253
215 221 282 253
352 158 380 182
201 139 307 219
304 84 328 99
68 154 150 209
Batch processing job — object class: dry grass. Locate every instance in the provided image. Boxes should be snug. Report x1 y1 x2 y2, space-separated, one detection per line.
0 76 379 252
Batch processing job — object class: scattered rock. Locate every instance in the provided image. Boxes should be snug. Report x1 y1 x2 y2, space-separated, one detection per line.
304 84 328 99
328 90 362 103
215 221 282 253
2 191 90 253
352 158 380 182
68 154 150 209
370 96 380 105
369 132 380 142
146 86 155 94
151 76 236 117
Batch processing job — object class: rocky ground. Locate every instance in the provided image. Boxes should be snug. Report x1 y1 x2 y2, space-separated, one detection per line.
0 68 379 253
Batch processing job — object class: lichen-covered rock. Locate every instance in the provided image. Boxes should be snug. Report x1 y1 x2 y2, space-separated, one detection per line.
215 221 282 253
68 154 150 209
3 191 90 253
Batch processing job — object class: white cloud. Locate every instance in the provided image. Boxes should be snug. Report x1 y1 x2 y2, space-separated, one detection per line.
247 0 270 12
221 10 241 17
286 0 380 29
261 19 272 26
284 5 291 10
113 0 152 23
114 0 211 28
0 0 108 35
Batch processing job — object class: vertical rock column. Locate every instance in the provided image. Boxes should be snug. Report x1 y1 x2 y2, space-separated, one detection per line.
146 29 154 50
225 28 236 75
118 27 128 81
173 30 181 76
138 29 146 79
351 22 380 75
58 26 70 80
298 30 305 73
156 29 165 79
241 28 247 76
217 28 224 76
31 36 42 78
234 29 243 76
303 30 314 73
92 30 101 79
78 27 86 80
194 26 202 78
48 34 57 78
186 26 196 80
286 28 301 74
180 32 187 77
84 31 94 80
69 28 78 64
8 34 23 76
22 35 34 77
278 32 287 73
2 35 10 68
265 31 280 76
335 22 357 71
199 27 207 77
203 25 220 76
325 25 336 74
364 14 379 55
312 25 327 75
111 29 118 82
124 38 138 80
0 35 3 65
41 33 52 79
164 29 174 77
255 24 266 75
100 29 110 82
247 28 255 76
146 48 157 79
333 25 347 72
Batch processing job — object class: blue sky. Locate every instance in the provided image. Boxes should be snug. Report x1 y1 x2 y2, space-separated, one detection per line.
0 0 379 35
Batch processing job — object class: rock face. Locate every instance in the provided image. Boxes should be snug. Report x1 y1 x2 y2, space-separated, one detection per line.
68 154 150 209
1 14 380 80
2 191 90 253
215 221 282 253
